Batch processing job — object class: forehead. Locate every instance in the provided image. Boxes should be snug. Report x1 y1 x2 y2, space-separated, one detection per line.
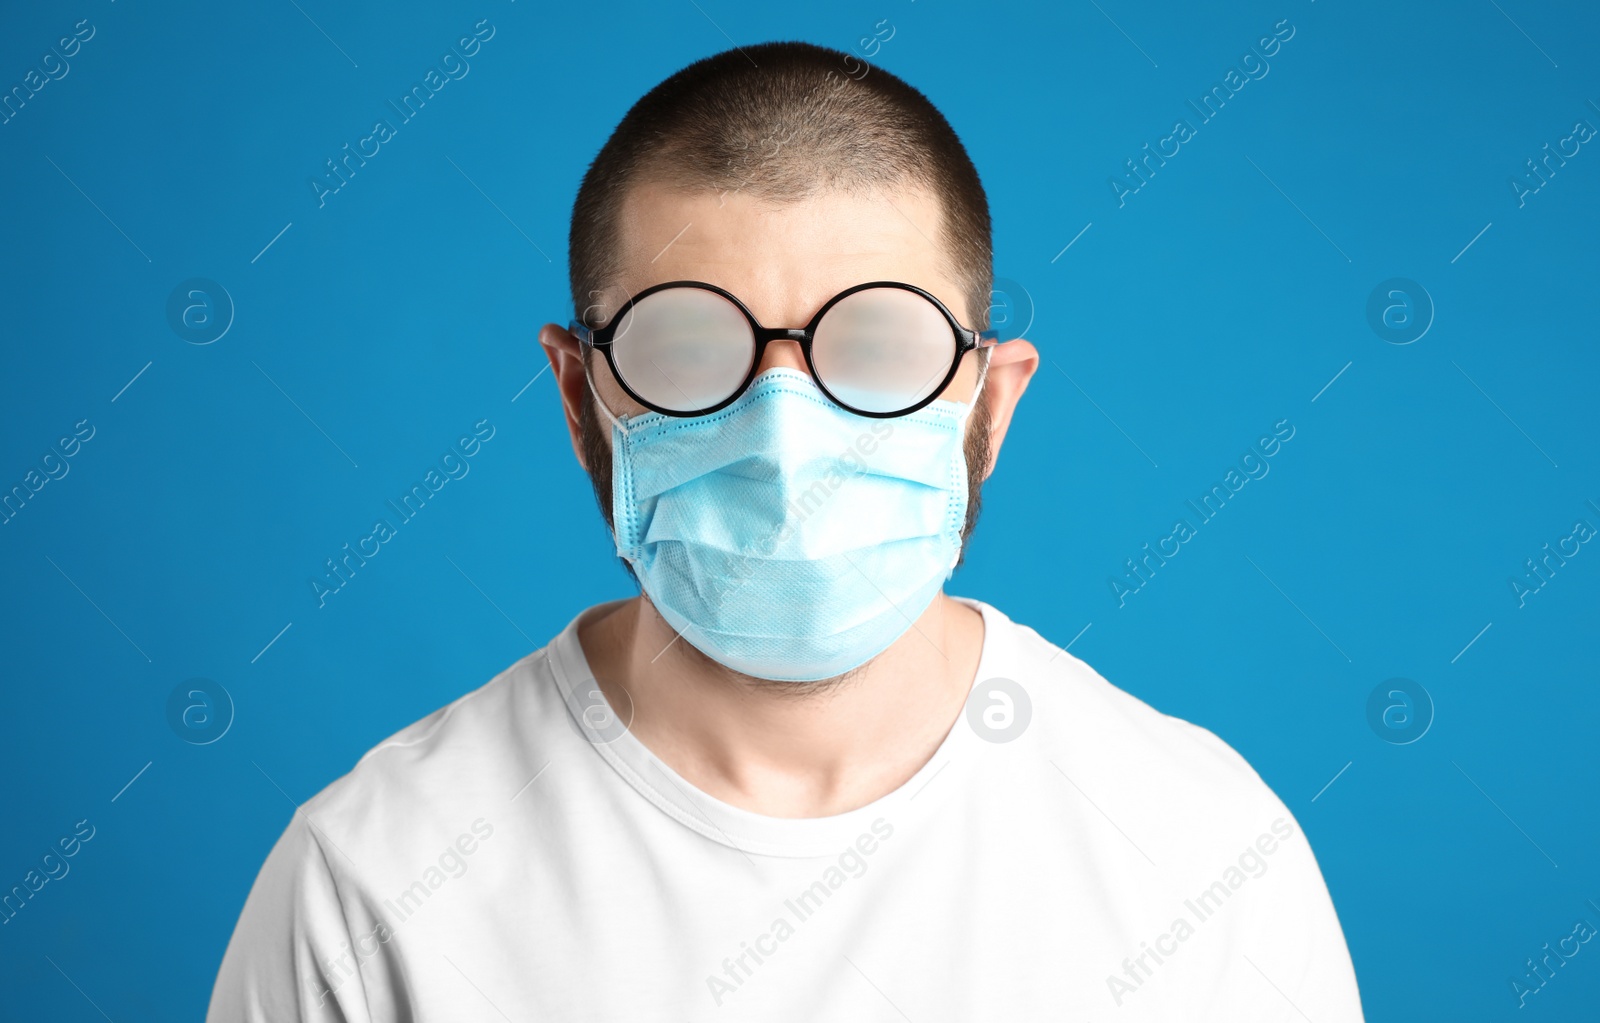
606 178 968 327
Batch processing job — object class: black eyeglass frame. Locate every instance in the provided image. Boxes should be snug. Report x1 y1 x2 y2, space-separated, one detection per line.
567 279 1000 419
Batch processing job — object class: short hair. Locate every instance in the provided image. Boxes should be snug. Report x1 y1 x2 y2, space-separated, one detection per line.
567 40 993 330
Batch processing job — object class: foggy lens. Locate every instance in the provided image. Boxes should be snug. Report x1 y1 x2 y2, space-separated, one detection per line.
811 288 956 414
611 288 755 413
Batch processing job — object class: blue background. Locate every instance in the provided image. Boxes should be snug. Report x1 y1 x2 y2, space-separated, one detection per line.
2 0 1597 1018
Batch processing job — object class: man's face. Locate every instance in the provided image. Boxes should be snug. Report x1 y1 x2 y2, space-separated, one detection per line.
584 178 987 418
568 180 996 560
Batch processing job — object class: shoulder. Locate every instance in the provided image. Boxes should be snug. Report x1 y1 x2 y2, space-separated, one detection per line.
298 647 563 854
978 601 1294 850
209 648 571 1019
987 611 1365 1015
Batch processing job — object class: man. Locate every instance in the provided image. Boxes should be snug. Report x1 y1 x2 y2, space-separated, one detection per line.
209 41 1363 1020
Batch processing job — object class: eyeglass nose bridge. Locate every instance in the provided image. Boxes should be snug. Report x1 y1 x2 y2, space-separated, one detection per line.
749 328 816 381
750 327 815 367
758 327 812 344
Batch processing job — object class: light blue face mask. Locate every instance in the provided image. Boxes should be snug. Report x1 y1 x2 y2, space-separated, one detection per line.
593 366 979 682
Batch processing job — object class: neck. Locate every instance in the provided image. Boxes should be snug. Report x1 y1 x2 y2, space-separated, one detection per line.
578 593 985 817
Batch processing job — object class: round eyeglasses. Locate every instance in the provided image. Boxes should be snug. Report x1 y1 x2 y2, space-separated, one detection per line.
568 280 999 419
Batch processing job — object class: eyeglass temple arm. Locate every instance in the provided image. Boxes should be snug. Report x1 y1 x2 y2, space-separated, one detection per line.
568 319 596 346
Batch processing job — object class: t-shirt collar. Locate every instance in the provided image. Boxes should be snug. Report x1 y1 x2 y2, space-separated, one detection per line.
544 596 1009 858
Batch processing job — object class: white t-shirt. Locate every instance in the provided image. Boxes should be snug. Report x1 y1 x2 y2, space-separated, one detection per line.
208 598 1364 1021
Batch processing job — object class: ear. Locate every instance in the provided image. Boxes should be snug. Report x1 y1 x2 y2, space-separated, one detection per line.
538 323 590 470
977 338 1038 479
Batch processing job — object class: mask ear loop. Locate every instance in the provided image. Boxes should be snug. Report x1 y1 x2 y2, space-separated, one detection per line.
580 355 642 564
583 359 628 433
940 347 990 573
952 348 991 426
